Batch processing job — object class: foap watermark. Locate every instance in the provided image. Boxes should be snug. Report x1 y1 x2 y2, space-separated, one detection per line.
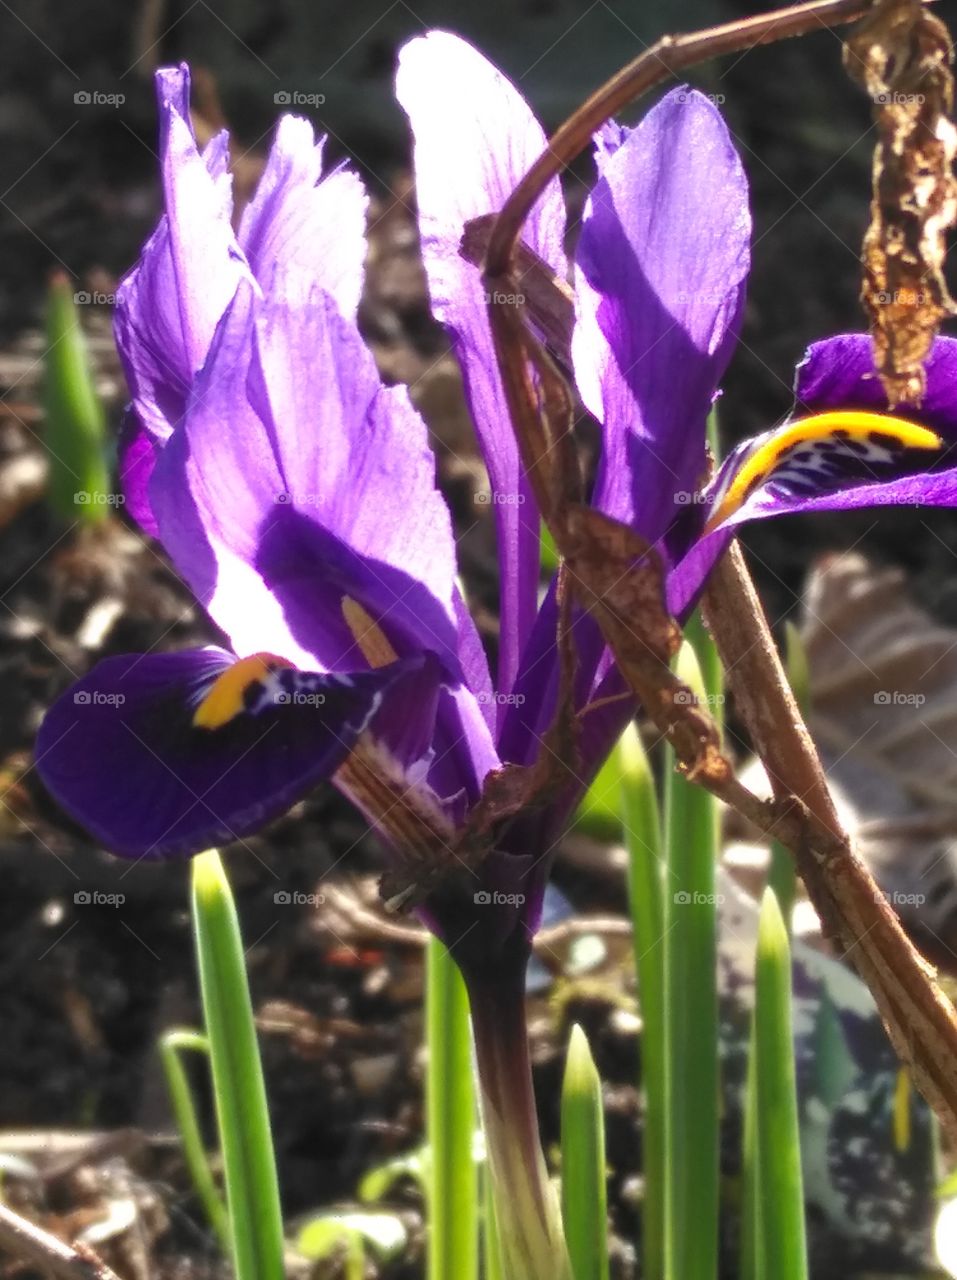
475 491 526 506
484 290 526 306
673 891 725 906
477 691 526 707
874 690 925 707
674 689 725 707
673 490 716 507
873 91 925 106
74 290 116 306
276 491 327 506
274 91 326 107
675 289 731 305
676 90 725 105
74 890 125 906
74 90 126 107
74 690 125 707
275 691 327 708
881 890 926 908
75 491 125 507
876 288 928 307
473 890 526 906
274 890 325 906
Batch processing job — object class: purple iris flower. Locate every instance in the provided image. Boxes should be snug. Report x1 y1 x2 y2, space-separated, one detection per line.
38 47 957 972
37 67 497 909
396 31 957 786
34 42 957 1280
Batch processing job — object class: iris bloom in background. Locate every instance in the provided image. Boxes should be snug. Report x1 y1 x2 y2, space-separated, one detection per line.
37 40 957 1280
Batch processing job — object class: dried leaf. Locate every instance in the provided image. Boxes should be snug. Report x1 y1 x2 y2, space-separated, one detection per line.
845 0 957 405
800 551 957 961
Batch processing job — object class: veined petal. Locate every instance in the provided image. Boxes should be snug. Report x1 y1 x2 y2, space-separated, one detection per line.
796 333 957 433
700 410 943 536
153 280 463 675
667 401 955 616
573 88 750 545
36 648 418 860
237 117 367 316
396 31 566 696
114 65 251 446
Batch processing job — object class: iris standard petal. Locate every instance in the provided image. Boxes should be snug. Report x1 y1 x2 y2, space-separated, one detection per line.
573 88 751 546
237 117 368 316
153 280 464 675
113 65 251 446
36 648 420 860
396 31 566 696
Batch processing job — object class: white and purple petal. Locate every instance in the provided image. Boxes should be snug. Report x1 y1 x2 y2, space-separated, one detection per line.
397 31 566 697
113 65 251 448
153 280 464 676
237 116 367 316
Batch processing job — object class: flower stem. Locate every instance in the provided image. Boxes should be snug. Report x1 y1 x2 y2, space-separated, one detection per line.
464 964 571 1280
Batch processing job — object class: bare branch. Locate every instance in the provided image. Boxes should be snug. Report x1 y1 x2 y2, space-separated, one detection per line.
0 1201 125 1280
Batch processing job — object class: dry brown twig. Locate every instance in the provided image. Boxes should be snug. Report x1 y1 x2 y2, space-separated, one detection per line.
0 1200 125 1280
480 0 957 1142
845 0 957 404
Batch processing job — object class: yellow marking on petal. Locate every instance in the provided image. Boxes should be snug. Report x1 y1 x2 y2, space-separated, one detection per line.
342 597 398 670
193 652 293 730
893 1065 911 1153
701 410 942 537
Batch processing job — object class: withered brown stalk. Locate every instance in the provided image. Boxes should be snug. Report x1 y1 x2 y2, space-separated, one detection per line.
480 0 957 1141
703 546 957 1141
485 0 918 278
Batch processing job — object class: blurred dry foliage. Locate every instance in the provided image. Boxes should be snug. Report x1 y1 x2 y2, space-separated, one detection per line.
803 551 957 965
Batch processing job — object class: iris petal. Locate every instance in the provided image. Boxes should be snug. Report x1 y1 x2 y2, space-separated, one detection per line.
237 116 367 316
666 343 957 618
153 282 465 676
796 333 957 435
36 648 426 860
572 88 750 546
113 65 250 450
701 410 943 536
396 31 566 697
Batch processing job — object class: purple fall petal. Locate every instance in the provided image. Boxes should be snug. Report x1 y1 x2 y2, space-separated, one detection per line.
666 527 735 620
796 334 957 436
36 649 417 860
667 334 957 610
